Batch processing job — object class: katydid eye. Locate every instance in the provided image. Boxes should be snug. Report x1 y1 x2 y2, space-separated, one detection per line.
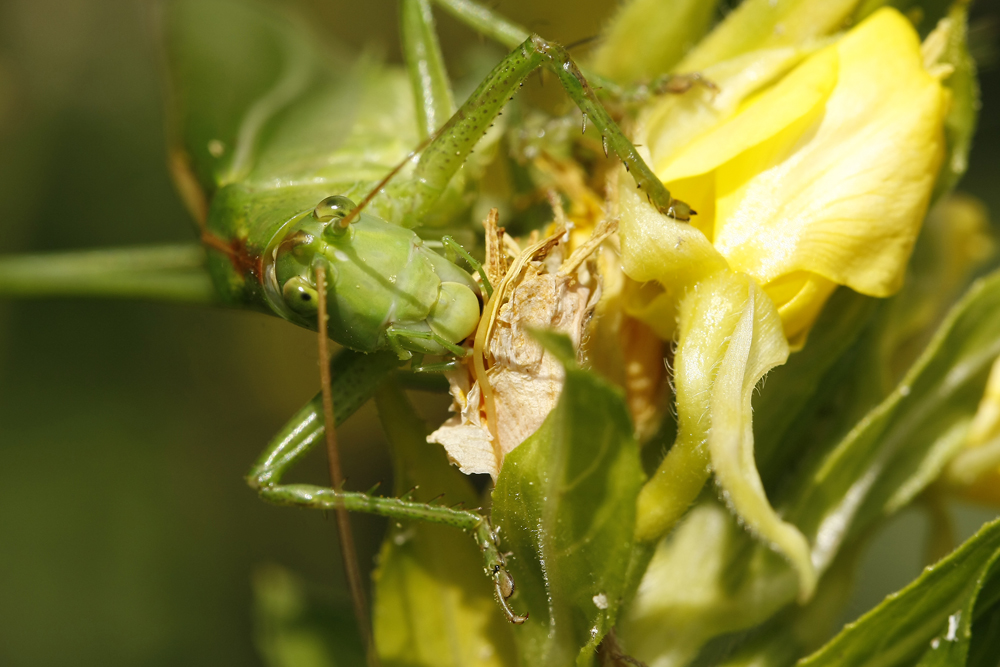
286 231 319 262
312 195 356 222
282 276 320 314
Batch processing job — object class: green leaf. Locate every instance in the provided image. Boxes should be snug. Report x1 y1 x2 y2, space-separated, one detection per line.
492 367 644 666
372 379 515 667
528 328 578 368
800 518 1000 667
788 269 1000 574
253 564 365 667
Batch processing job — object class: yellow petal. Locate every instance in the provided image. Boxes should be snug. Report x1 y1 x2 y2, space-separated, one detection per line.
714 9 946 297
657 46 838 185
763 271 838 349
643 45 820 180
678 0 861 72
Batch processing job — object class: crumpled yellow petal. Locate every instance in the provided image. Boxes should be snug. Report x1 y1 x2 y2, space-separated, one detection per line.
677 0 860 72
643 44 821 188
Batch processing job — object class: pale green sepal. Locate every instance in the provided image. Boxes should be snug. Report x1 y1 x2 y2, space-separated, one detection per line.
800 518 1000 667
714 538 866 667
705 275 817 600
372 380 515 667
621 501 799 667
492 367 644 666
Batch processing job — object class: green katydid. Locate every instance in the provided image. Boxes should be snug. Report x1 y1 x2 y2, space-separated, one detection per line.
0 0 693 634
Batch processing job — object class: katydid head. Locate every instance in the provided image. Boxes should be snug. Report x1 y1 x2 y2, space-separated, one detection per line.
264 195 483 356
273 195 359 319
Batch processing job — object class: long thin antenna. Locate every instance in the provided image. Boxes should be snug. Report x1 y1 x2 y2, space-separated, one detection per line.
315 265 379 667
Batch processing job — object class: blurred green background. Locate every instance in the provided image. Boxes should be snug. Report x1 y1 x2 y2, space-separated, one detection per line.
0 0 997 664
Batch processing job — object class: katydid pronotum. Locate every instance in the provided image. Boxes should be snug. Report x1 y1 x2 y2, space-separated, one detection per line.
0 0 693 641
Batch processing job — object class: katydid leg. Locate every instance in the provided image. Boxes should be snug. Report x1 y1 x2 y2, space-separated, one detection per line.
258 482 526 623
245 348 526 624
245 349 452 489
385 326 469 359
393 35 692 221
442 235 493 298
246 349 400 488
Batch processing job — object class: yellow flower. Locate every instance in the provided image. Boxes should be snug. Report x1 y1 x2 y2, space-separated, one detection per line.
624 8 950 602
621 8 948 348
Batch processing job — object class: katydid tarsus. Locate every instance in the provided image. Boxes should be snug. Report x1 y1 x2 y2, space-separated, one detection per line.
0 0 694 634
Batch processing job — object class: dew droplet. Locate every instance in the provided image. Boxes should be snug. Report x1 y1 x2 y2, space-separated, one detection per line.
313 195 356 222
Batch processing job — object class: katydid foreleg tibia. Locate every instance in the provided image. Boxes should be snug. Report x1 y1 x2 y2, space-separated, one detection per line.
244 347 527 625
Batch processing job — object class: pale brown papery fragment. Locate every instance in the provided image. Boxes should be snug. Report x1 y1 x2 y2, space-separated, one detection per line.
427 211 613 479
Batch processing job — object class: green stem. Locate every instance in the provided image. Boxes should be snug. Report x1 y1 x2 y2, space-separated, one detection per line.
0 243 217 304
431 0 529 49
635 440 711 543
401 0 456 139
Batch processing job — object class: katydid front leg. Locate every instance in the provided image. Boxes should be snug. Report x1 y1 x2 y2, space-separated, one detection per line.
390 34 693 222
245 349 527 624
